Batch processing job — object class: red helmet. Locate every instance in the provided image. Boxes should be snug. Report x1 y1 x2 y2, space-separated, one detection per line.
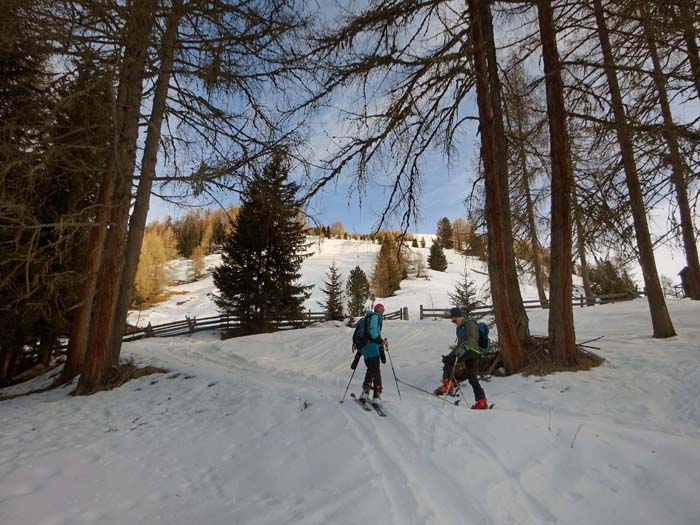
373 303 384 312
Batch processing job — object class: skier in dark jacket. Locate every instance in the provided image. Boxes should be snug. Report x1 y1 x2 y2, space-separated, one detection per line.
434 307 488 410
359 303 388 403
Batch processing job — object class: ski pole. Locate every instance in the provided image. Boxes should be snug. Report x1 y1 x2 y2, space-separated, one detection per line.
385 342 401 402
340 359 358 404
396 378 461 406
442 355 459 410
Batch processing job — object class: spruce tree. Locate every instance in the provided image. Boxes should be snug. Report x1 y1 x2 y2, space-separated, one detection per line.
411 238 419 248
213 151 311 332
448 271 483 316
589 259 635 296
436 217 454 249
428 242 448 271
420 237 426 248
346 266 371 317
318 262 344 320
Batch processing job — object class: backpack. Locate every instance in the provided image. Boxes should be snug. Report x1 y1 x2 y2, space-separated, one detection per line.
476 322 490 353
352 313 374 351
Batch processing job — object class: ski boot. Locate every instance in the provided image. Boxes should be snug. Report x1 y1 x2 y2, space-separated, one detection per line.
471 398 489 410
434 379 455 396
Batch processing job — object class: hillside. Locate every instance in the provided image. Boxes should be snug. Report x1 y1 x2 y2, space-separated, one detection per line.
127 236 554 327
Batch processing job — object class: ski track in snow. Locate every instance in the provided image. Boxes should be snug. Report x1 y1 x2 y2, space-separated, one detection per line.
3 239 700 524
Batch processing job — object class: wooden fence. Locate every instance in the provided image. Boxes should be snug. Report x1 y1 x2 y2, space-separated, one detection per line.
419 291 640 320
119 307 408 343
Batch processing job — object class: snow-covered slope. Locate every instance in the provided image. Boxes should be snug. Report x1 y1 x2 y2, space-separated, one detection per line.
127 237 548 326
2 299 700 524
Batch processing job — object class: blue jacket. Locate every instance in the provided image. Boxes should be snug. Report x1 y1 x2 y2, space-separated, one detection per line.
361 310 384 360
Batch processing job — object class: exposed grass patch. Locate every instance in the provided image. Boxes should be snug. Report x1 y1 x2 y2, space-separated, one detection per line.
131 290 188 310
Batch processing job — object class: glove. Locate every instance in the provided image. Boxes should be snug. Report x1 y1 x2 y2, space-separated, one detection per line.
379 347 386 364
351 351 361 370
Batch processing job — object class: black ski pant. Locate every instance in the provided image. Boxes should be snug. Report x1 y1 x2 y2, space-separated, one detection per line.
443 352 485 401
362 357 382 396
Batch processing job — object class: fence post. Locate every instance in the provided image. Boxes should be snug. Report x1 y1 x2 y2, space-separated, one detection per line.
419 304 423 320
579 294 584 308
402 307 409 321
145 322 154 338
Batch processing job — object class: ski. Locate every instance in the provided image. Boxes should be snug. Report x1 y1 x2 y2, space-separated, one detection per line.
350 393 372 412
395 378 494 410
371 401 387 417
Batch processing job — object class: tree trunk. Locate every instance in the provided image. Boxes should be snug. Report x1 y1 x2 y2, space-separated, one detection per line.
61 165 114 382
514 111 549 307
678 0 700 100
592 0 676 338
572 182 594 304
109 4 183 364
537 0 577 366
468 0 525 373
640 4 700 300
77 0 158 395
0 347 13 384
481 1 531 346
39 331 56 368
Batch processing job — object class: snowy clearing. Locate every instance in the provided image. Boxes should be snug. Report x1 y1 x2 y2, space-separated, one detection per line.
2 298 700 525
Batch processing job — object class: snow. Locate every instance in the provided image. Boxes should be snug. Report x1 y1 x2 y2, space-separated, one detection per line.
3 240 700 525
127 237 547 326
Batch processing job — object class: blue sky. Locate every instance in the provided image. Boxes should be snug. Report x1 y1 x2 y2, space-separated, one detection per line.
146 1 484 233
146 144 479 233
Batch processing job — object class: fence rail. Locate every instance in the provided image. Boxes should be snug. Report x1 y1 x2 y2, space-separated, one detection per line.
419 291 640 320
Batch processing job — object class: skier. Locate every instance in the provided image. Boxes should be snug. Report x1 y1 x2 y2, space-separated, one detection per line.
359 303 388 404
434 307 489 410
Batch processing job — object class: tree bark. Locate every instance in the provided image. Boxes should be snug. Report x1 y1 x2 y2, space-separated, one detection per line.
640 4 700 300
39 330 56 368
481 1 531 346
537 0 577 366
592 0 676 338
513 106 549 307
468 0 526 373
109 4 183 364
61 166 114 382
77 0 158 395
572 182 594 304
678 0 700 100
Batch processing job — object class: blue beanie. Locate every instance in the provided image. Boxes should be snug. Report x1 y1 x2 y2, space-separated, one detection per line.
449 307 463 318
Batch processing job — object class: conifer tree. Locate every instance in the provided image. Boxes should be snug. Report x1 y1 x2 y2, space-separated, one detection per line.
213 151 311 332
589 259 635 296
346 266 371 317
371 239 402 296
420 237 426 248
436 218 454 249
448 271 483 316
412 238 419 248
428 242 448 271
318 262 344 320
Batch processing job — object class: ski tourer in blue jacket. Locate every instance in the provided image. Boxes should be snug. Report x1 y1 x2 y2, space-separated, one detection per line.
360 303 387 401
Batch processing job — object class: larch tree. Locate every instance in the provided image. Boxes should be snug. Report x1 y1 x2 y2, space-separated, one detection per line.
590 0 676 338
